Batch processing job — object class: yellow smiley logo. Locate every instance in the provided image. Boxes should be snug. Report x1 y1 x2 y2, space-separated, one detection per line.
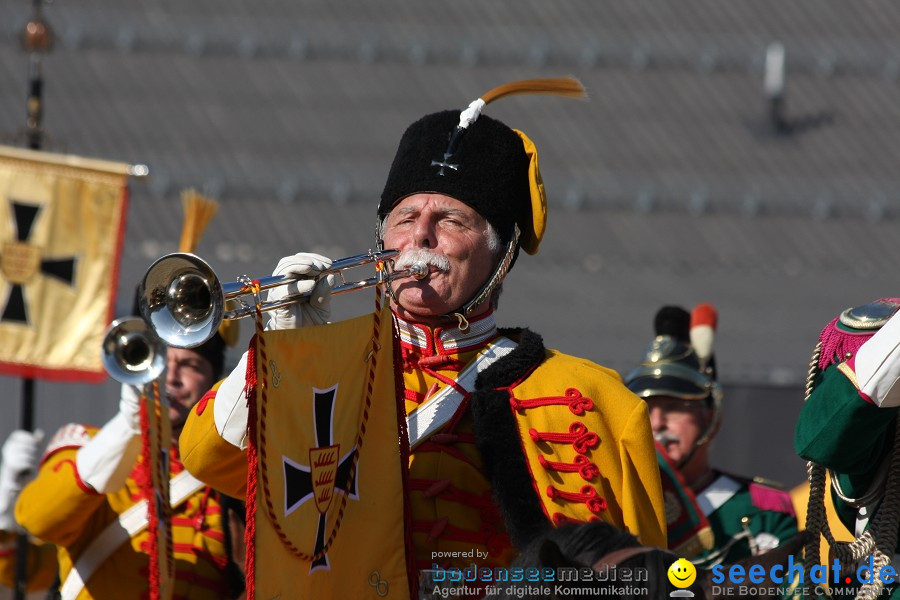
667 558 697 588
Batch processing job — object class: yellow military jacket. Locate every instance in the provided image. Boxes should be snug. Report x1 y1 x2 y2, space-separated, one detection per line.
180 312 665 573
16 422 236 600
398 313 666 571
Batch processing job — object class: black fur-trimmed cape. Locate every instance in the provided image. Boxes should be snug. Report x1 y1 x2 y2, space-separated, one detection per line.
470 327 553 551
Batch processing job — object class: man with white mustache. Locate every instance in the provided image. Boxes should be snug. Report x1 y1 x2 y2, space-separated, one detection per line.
625 305 797 568
180 79 666 586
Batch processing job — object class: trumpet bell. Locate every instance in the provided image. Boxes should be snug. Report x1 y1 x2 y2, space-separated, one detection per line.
139 253 224 348
102 317 167 385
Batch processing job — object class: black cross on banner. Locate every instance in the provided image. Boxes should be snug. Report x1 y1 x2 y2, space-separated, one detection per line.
282 385 359 573
0 200 77 324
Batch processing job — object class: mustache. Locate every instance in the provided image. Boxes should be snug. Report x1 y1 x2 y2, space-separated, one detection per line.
654 431 681 446
393 249 450 273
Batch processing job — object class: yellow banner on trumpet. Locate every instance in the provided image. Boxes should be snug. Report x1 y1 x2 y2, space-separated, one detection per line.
250 308 414 599
0 144 129 382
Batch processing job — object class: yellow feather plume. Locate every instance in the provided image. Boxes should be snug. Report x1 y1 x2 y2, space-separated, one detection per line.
480 77 587 105
176 188 238 347
178 189 219 254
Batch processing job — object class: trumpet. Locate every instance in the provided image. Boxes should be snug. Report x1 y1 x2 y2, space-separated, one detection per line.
138 249 428 349
101 317 167 385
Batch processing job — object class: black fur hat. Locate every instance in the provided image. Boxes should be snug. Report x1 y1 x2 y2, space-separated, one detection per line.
378 110 531 249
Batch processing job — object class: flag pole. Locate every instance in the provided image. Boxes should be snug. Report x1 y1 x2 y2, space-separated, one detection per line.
16 2 53 598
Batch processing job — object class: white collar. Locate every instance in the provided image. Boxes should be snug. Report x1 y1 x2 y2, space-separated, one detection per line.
393 311 499 356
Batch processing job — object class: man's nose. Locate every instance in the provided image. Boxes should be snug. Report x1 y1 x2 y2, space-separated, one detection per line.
413 218 436 248
166 365 180 387
649 406 665 431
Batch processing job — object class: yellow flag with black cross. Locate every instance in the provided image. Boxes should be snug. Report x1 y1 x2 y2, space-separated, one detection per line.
0 144 129 382
246 306 415 599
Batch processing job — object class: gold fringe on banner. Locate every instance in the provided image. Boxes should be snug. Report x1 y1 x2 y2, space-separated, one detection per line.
176 188 238 347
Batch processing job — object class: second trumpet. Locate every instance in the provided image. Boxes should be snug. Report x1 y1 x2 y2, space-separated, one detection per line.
138 249 427 348
101 316 167 385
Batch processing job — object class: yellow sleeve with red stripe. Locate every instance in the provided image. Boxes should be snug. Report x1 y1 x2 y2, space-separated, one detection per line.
180 385 248 499
0 531 58 592
15 421 236 599
16 442 107 549
513 350 667 548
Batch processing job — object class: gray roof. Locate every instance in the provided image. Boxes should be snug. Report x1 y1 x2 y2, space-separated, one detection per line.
2 0 899 485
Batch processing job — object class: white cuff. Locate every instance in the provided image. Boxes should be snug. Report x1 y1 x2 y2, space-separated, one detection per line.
853 311 900 407
214 351 251 450
0 486 20 531
75 413 141 494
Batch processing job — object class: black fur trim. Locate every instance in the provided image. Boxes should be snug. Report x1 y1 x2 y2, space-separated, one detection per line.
470 328 551 550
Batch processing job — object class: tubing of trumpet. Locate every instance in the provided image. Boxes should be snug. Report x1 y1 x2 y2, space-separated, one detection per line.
220 249 404 297
224 260 429 320
140 250 429 348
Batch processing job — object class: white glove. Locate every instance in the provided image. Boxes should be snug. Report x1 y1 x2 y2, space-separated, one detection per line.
841 309 900 407
265 253 336 330
0 430 43 531
214 350 251 449
75 384 143 493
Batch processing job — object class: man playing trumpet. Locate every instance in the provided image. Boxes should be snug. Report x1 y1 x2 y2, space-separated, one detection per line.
180 78 666 596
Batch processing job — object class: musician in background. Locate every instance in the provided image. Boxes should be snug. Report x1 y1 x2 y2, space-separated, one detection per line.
0 429 58 593
16 334 245 599
180 77 666 583
624 305 798 567
14 326 246 600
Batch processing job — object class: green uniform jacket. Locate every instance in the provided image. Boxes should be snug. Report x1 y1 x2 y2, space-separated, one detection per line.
692 471 798 568
795 364 900 597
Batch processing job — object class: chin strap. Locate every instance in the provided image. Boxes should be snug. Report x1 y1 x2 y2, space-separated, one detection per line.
455 225 519 319
675 385 723 471
694 384 724 449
